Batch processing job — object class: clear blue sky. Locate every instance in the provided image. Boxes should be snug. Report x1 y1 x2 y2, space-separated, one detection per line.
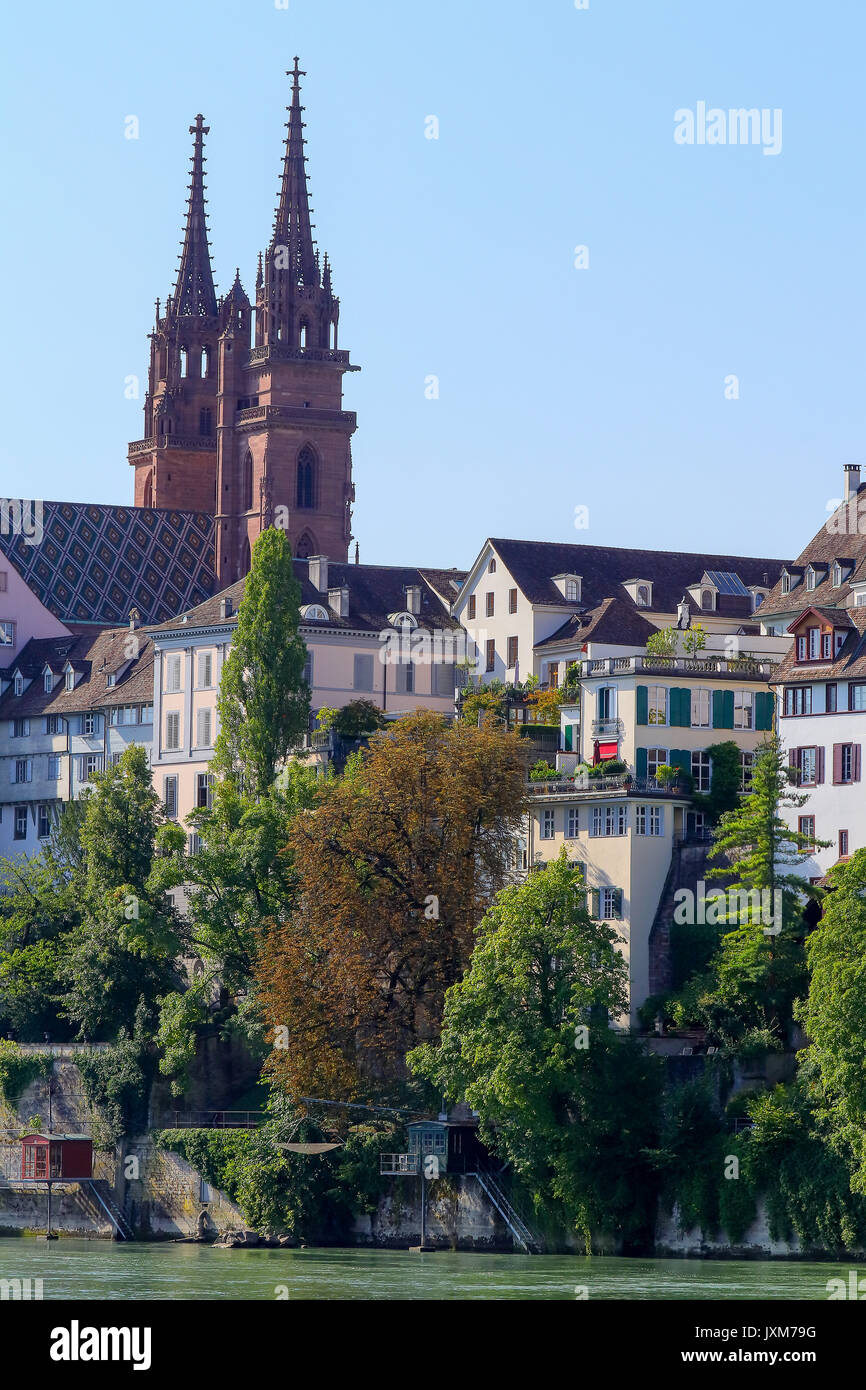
2 0 863 569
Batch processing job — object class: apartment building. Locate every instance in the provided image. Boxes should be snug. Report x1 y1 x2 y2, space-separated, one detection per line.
453 537 787 687
526 649 778 1017
149 556 466 835
759 464 866 878
0 623 154 858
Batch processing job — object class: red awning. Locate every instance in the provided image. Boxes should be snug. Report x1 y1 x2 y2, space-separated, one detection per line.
598 742 618 760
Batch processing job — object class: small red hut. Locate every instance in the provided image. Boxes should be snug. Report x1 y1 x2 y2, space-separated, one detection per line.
20 1133 93 1182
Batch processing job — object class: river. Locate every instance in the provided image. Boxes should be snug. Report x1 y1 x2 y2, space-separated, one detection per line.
0 1239 850 1299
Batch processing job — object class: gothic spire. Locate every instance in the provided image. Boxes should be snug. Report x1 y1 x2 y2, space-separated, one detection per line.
173 114 218 318
272 58 320 288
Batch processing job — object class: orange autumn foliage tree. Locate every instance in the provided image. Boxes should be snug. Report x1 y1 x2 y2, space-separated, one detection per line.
256 710 529 1100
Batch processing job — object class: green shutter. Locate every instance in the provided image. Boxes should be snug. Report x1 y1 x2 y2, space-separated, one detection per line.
712 689 734 729
590 889 601 919
670 749 691 778
755 691 774 731
671 687 691 727
613 888 623 920
636 685 648 725
636 747 648 779
564 724 573 752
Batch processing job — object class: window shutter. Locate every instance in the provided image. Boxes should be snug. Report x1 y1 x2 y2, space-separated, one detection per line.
670 688 688 727
636 747 648 779
712 689 734 728
636 685 648 724
816 747 825 784
670 749 691 779
755 691 774 731
590 889 601 919
855 745 862 782
832 744 843 784
613 888 623 919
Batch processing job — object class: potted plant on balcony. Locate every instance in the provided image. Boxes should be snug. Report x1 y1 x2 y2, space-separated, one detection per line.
529 759 561 782
654 763 680 789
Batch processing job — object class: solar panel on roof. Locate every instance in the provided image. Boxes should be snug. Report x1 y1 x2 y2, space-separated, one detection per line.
704 571 750 597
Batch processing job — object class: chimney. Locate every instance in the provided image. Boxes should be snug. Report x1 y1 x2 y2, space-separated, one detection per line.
219 596 233 620
676 598 691 630
405 584 422 615
309 555 329 593
128 608 140 631
328 585 350 619
844 464 861 501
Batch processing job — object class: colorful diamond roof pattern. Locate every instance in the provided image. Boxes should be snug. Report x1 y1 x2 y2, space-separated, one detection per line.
0 502 216 624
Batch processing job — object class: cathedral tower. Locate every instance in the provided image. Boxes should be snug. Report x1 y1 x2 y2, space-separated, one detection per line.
215 59 359 584
129 115 225 513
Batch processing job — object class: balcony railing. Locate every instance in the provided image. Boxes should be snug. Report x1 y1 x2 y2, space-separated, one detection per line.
235 404 357 428
582 655 775 679
527 774 688 798
590 717 623 738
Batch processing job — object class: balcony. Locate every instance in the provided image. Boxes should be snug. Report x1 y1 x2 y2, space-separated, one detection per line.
128 435 216 456
235 404 357 429
527 774 689 799
247 344 359 370
590 717 623 739
581 654 775 681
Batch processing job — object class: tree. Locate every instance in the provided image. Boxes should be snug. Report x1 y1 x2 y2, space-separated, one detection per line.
682 624 707 657
670 737 826 1050
645 627 679 657
256 710 529 1098
58 745 182 1039
408 853 662 1250
800 848 866 1191
330 699 387 740
692 740 743 823
213 527 310 796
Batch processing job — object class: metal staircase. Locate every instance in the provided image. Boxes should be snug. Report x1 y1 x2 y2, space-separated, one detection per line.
86 1180 135 1241
469 1166 542 1253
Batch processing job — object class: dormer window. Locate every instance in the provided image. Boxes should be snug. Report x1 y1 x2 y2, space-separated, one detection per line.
701 589 715 611
833 562 843 587
753 591 766 610
781 571 791 595
300 604 329 622
388 611 418 629
65 669 74 692
43 670 53 694
106 673 117 688
565 579 579 602
637 586 649 607
553 573 582 603
14 672 23 697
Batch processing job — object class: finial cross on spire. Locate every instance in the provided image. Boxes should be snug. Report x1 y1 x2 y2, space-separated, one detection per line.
290 57 306 89
190 113 210 139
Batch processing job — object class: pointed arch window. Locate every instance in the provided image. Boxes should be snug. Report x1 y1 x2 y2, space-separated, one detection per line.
243 451 254 512
299 319 310 349
143 471 153 509
240 537 251 576
201 346 211 378
297 446 316 510
179 347 189 378
295 531 315 560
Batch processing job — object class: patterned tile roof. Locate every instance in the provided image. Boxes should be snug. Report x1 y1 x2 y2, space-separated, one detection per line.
0 502 216 625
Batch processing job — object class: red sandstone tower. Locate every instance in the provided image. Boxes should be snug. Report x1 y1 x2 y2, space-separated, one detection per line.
130 61 359 584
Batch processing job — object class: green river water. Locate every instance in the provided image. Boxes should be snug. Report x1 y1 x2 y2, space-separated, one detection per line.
0 1239 852 1299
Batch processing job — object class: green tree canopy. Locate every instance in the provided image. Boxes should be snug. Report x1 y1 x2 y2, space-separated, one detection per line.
213 527 311 797
408 852 661 1250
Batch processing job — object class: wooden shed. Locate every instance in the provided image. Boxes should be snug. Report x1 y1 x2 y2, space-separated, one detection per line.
20 1133 93 1182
